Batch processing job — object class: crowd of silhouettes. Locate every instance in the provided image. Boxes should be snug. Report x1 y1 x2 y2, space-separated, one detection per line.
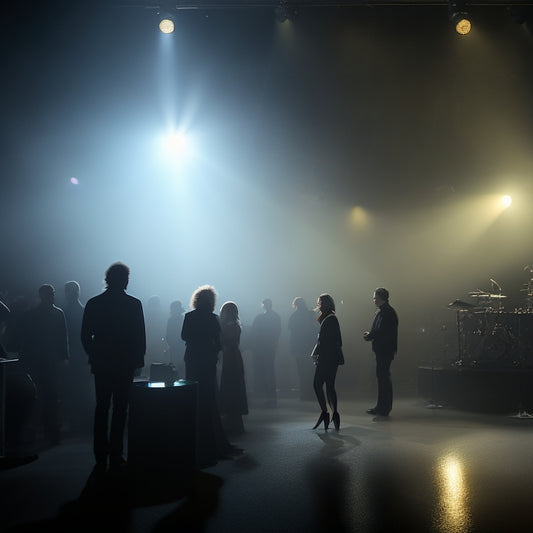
0 265 397 471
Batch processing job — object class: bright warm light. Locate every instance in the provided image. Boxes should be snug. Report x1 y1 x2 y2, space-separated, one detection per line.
501 195 512 208
455 18 471 35
159 19 175 34
435 454 471 532
349 206 369 229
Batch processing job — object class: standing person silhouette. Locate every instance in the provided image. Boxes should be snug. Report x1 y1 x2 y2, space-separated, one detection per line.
17 285 69 446
181 286 241 467
219 301 248 436
311 294 343 431
81 262 146 473
363 287 398 418
288 297 318 401
252 299 281 407
63 281 92 435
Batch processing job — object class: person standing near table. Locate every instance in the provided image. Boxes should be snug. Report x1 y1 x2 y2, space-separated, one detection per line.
81 262 146 472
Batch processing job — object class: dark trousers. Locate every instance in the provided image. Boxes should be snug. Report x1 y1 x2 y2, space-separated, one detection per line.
375 353 394 415
93 369 134 462
313 362 338 413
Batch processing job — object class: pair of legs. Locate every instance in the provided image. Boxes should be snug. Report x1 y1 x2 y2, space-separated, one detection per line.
313 362 338 414
374 353 394 415
93 369 134 464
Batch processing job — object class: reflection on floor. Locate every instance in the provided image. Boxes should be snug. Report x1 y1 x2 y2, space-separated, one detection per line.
2 397 533 532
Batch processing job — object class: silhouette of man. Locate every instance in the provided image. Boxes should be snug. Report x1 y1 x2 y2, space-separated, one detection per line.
18 284 69 445
252 299 281 406
81 262 146 472
288 297 318 401
63 281 92 435
363 288 399 417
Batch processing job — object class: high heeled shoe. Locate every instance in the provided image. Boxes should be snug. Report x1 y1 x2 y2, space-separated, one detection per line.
313 411 330 430
332 411 340 432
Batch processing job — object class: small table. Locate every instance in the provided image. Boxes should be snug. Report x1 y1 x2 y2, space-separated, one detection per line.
128 379 198 480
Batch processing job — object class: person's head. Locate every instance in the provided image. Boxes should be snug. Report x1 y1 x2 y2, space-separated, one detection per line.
292 297 307 310
64 281 80 303
38 284 55 305
262 299 273 312
316 293 335 314
373 287 389 307
105 262 130 290
170 300 184 316
220 301 239 324
190 285 217 312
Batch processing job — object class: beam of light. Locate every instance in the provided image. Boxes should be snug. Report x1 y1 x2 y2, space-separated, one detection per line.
434 453 471 533
501 195 512 208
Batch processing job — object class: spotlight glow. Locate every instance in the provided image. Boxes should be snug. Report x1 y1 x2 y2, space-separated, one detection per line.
501 195 512 208
70 177 79 185
455 18 471 35
159 18 175 34
163 131 188 156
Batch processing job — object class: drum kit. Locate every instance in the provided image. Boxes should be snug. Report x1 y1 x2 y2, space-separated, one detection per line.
447 271 533 370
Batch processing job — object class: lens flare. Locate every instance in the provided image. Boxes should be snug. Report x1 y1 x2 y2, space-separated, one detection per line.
501 195 512 208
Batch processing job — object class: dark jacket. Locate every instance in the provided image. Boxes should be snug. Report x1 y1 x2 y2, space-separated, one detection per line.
315 312 343 365
181 309 222 366
81 289 146 373
366 302 398 357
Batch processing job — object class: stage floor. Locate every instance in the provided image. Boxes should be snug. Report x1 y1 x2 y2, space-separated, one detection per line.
3 397 533 532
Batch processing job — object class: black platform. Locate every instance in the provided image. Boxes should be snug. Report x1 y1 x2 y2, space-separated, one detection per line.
418 365 533 413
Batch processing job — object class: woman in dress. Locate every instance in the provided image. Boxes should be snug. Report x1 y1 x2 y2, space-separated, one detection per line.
312 293 343 431
218 301 248 435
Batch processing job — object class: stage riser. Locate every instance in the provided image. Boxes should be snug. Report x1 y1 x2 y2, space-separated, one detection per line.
418 366 533 413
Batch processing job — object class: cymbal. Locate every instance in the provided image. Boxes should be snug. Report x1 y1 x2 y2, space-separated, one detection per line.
469 293 507 299
447 299 476 309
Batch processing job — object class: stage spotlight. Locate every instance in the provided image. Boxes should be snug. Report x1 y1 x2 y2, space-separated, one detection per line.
452 12 471 34
501 195 512 208
159 17 175 34
274 1 296 23
449 1 471 35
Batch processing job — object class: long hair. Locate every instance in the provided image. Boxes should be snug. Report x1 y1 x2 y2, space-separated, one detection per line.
219 301 240 325
317 293 335 323
190 285 217 312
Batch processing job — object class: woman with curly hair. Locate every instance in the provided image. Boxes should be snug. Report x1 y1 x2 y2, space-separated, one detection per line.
181 285 240 466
